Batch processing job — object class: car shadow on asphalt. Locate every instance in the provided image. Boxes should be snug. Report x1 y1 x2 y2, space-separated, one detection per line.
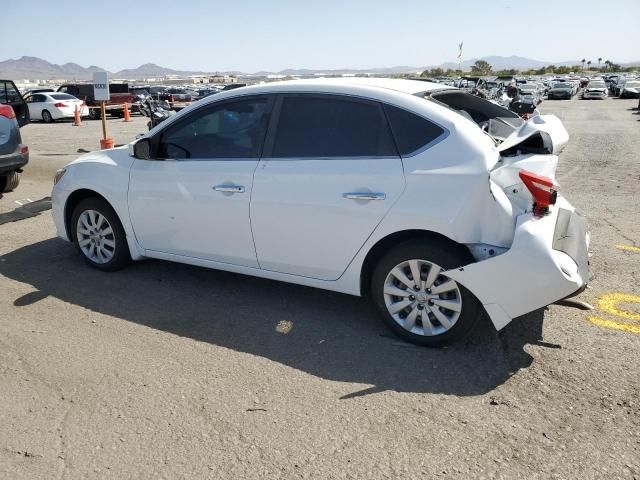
1 238 547 398
0 197 51 225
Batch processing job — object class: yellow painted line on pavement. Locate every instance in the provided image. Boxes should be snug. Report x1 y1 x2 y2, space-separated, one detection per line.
615 244 640 253
598 292 640 321
588 316 640 334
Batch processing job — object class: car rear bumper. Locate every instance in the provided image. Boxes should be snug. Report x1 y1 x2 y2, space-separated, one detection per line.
0 145 29 174
445 195 589 330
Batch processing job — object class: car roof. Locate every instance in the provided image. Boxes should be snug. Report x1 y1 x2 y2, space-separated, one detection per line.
208 77 450 99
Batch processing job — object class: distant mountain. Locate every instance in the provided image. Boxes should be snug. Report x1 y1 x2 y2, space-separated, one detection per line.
0 56 109 80
0 56 209 80
438 55 580 71
113 63 208 78
1 55 636 81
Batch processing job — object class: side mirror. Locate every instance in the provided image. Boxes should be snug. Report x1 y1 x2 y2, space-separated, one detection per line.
132 138 152 160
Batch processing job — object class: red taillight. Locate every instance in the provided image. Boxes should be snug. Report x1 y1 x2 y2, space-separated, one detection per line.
0 104 16 119
54 102 66 108
519 169 557 216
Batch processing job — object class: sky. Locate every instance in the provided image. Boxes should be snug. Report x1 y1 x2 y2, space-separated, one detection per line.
5 0 640 72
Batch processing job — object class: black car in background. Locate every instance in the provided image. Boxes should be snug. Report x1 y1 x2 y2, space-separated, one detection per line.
0 79 29 194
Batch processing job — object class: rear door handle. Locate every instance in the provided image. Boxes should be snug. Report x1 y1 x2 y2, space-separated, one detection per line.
213 184 245 194
343 192 386 201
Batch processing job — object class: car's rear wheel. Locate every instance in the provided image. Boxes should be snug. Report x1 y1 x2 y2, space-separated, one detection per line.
371 240 481 347
0 171 20 193
42 109 53 123
71 197 131 271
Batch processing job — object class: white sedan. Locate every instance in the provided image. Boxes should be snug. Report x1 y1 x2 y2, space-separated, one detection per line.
51 78 589 346
24 92 89 123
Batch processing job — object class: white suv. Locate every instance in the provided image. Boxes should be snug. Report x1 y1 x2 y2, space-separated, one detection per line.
51 78 589 346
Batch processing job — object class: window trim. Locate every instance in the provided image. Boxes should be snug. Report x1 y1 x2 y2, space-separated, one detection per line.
149 93 275 161
261 93 400 160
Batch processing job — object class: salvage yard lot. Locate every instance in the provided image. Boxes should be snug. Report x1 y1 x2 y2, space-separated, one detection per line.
0 98 639 479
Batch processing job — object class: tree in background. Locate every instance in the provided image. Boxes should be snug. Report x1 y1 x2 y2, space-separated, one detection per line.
494 68 518 76
420 67 446 77
581 58 586 70
587 60 592 70
598 57 602 68
471 60 492 75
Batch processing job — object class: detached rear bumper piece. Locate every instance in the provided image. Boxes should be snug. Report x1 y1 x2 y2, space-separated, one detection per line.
444 196 589 330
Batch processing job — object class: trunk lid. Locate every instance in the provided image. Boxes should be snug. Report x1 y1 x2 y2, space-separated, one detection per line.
497 114 569 156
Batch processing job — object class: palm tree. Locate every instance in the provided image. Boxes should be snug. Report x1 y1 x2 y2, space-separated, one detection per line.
581 58 586 70
598 57 602 69
587 60 592 70
605 60 611 71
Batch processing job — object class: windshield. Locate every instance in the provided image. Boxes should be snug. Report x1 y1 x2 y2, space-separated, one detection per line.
553 83 569 89
587 82 606 88
625 81 640 88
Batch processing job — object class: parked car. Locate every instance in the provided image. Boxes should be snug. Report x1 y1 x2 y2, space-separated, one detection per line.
24 92 89 123
0 79 29 194
547 82 574 99
619 80 640 98
51 78 588 347
518 84 542 104
57 83 136 119
25 88 55 94
582 80 608 100
610 76 626 96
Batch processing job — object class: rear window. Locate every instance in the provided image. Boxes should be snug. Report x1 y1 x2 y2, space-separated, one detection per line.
271 95 397 158
109 84 129 94
383 105 445 156
50 94 76 100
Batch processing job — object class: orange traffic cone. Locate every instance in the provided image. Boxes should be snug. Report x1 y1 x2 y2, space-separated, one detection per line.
73 104 82 126
123 102 131 122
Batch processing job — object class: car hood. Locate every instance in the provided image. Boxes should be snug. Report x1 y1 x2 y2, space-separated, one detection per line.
67 145 132 169
497 114 569 155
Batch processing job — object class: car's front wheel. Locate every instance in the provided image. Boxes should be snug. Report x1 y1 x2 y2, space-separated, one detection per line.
371 240 481 347
71 197 131 271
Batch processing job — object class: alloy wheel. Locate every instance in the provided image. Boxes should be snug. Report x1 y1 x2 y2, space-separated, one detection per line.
383 259 462 336
76 209 116 264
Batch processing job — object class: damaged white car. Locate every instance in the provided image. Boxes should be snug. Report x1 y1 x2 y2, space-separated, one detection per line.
51 78 589 346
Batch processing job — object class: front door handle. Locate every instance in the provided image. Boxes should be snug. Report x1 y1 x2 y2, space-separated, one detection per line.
213 184 245 194
343 192 386 201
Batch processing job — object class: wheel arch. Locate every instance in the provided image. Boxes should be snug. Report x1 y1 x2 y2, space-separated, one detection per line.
64 189 112 242
359 229 474 297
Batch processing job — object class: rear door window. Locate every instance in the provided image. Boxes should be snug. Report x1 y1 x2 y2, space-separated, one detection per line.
270 94 397 158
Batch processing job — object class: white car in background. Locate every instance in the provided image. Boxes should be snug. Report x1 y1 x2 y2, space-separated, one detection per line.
619 80 640 98
51 78 589 346
582 80 608 99
24 92 89 123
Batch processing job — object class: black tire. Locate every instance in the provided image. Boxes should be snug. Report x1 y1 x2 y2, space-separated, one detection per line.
0 171 20 193
42 109 53 123
71 197 131 271
371 239 481 347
